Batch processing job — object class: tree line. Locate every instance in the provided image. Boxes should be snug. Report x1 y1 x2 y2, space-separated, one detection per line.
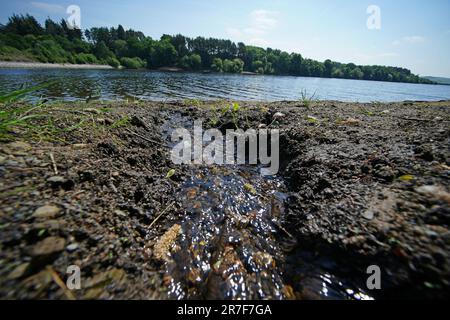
0 14 434 84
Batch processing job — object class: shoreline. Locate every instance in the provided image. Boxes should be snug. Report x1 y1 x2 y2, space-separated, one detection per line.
0 61 114 70
0 100 449 299
1 60 447 87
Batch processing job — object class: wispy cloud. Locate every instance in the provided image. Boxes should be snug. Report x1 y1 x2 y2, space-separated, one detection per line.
30 1 65 14
353 52 400 63
393 35 425 45
226 9 279 47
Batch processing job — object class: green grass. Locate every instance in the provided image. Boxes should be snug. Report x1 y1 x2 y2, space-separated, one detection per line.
208 102 245 129
299 89 317 108
0 81 55 104
110 116 130 128
0 83 121 142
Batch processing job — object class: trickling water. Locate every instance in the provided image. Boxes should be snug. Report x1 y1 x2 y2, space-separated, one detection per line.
159 112 374 300
165 166 289 299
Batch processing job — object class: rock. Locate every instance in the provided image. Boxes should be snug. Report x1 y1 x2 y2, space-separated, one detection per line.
30 236 66 257
114 210 128 218
374 166 395 182
31 219 63 231
8 141 32 151
71 143 88 149
97 142 118 155
66 243 79 252
84 268 126 298
8 262 31 280
273 112 285 120
131 116 147 128
341 118 360 126
343 235 366 246
362 209 375 220
416 185 440 195
154 224 181 261
85 107 101 114
47 176 65 185
47 176 75 190
32 205 61 219
416 185 450 204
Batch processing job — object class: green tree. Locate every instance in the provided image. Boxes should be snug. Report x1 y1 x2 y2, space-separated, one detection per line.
211 58 223 72
94 41 114 61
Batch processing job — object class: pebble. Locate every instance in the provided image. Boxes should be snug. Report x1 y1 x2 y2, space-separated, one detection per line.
8 141 32 151
7 262 30 280
72 143 88 149
66 243 79 252
273 112 285 120
362 209 375 220
30 236 66 257
32 205 61 219
47 176 75 190
114 210 128 218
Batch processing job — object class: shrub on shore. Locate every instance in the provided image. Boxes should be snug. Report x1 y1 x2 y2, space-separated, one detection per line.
75 53 99 65
107 57 120 68
120 57 146 69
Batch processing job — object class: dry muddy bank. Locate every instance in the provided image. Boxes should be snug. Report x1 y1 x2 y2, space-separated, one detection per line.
0 99 448 299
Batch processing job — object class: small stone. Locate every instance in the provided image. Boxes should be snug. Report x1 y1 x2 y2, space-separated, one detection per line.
416 185 450 204
111 171 120 177
72 143 88 149
47 176 75 190
31 236 66 257
341 118 360 126
273 112 285 120
47 176 65 184
416 185 440 195
362 209 375 220
66 243 79 252
85 108 101 114
114 210 127 218
84 268 126 289
8 262 31 280
131 116 147 128
9 141 32 151
32 205 61 219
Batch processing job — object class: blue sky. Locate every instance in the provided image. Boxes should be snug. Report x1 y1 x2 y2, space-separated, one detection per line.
1 0 449 77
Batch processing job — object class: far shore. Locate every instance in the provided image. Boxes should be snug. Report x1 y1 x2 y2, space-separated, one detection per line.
0 61 114 70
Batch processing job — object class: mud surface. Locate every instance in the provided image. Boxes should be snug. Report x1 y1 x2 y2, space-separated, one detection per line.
0 100 449 299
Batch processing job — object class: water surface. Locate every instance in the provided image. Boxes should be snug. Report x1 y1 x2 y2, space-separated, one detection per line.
0 68 449 102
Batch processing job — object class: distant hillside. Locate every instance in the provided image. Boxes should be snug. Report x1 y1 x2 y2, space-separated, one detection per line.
423 76 450 85
0 14 436 84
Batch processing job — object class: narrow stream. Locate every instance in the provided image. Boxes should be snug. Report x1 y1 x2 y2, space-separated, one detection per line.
159 112 374 300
